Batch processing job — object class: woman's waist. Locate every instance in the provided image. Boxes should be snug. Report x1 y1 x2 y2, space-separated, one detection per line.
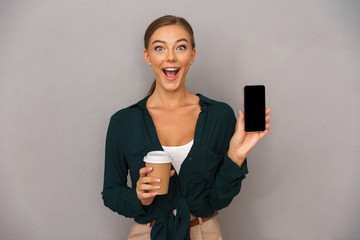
148 211 219 228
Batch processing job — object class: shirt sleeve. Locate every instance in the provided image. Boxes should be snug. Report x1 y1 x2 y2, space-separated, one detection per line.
209 154 248 210
208 106 249 210
101 115 147 218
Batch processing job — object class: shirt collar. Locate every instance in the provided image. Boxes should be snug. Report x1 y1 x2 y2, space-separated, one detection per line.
131 93 213 111
196 93 213 105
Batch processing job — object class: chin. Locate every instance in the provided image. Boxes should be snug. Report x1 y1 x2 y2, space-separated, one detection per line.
161 84 182 92
158 76 185 92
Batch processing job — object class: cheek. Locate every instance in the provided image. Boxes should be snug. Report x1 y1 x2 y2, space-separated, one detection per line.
180 55 193 66
149 54 165 66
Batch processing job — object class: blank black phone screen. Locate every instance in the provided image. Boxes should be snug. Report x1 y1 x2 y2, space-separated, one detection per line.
244 85 266 132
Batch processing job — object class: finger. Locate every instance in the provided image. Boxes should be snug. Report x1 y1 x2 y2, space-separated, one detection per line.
261 128 269 137
260 124 270 137
266 107 270 115
139 183 160 191
138 191 157 200
140 176 161 184
139 167 153 177
170 170 175 177
265 116 270 124
236 110 245 132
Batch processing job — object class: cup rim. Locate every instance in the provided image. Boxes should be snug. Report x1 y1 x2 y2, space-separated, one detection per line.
143 151 172 163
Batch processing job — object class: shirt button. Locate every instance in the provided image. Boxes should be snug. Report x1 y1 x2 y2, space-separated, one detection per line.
189 157 192 161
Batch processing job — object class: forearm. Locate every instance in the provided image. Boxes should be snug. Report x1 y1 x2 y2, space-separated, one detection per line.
102 185 147 218
208 154 248 210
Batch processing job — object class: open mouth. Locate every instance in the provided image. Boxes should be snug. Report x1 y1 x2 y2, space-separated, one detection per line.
162 67 180 79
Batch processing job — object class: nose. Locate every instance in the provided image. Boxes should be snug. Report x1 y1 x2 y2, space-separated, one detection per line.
167 49 176 61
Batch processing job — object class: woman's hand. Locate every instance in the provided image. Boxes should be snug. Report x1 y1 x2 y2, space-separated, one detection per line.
228 107 270 167
136 167 175 206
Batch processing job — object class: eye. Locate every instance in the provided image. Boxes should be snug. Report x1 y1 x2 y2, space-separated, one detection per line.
155 46 165 51
177 45 186 51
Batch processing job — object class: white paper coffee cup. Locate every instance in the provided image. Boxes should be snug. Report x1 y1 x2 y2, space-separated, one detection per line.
144 151 172 195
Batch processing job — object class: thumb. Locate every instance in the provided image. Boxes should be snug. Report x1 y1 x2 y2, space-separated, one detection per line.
236 110 245 133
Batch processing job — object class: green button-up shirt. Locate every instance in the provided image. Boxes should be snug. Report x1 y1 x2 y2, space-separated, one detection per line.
102 94 248 240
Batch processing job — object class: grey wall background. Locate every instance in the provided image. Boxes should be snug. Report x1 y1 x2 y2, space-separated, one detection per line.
1 0 359 239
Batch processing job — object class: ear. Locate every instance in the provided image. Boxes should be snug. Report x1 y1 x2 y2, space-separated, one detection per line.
143 49 151 65
191 48 196 64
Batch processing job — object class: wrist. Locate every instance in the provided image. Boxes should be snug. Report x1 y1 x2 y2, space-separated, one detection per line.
227 150 247 167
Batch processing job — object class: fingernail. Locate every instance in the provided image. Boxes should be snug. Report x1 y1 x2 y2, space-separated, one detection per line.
152 192 157 196
155 179 160 182
154 186 160 189
148 167 152 171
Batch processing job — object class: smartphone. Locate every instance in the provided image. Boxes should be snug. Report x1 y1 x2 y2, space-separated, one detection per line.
244 85 266 132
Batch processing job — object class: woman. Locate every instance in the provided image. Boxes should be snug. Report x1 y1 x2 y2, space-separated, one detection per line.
102 15 270 240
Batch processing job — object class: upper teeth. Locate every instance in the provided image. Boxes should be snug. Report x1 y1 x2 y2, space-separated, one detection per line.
164 68 178 71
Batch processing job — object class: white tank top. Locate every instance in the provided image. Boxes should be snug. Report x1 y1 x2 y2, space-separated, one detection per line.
162 139 194 174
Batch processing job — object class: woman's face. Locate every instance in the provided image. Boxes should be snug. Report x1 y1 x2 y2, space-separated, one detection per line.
143 25 196 93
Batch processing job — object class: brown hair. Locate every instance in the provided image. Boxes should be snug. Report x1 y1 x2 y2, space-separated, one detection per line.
144 15 196 96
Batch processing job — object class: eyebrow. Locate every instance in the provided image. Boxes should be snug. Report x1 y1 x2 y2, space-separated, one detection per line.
152 38 189 45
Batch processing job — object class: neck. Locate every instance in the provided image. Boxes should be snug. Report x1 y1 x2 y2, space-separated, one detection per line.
147 88 197 110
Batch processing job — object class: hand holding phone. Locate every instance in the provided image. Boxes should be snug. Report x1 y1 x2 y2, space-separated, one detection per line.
227 86 269 166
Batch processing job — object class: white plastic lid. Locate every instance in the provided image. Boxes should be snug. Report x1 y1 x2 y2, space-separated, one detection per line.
143 151 172 163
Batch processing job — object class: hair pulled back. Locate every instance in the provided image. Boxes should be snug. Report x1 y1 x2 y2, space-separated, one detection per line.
144 15 195 96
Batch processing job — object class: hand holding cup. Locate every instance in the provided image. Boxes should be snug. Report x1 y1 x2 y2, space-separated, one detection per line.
136 151 174 206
